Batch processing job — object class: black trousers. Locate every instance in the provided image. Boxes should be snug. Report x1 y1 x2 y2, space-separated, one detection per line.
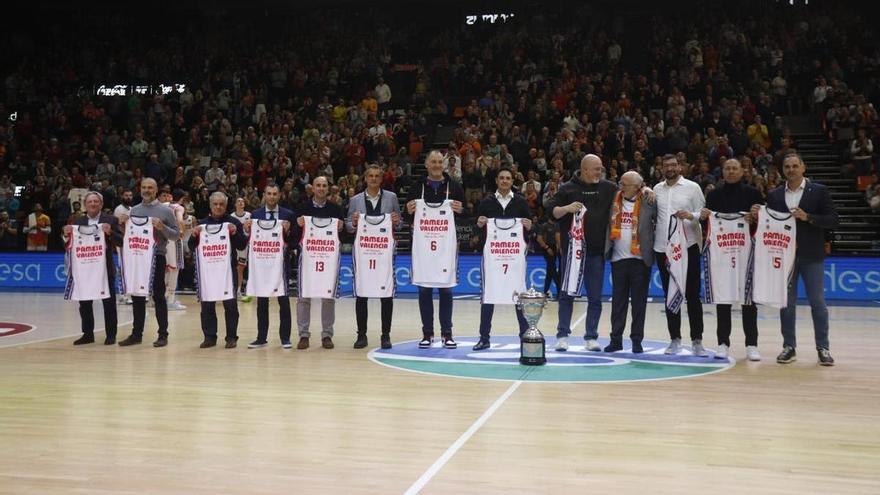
131 255 168 338
256 296 292 343
716 304 759 347
478 304 529 341
201 299 239 341
655 245 704 341
609 258 650 344
79 269 117 337
542 252 560 295
355 296 393 335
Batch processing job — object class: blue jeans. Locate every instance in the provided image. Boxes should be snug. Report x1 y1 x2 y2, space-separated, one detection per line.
556 254 604 339
418 286 453 337
781 259 830 350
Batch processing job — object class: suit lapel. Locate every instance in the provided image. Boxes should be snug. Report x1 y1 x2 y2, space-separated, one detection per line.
798 183 812 209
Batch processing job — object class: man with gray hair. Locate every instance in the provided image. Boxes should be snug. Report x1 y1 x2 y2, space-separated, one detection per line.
189 191 247 348
604 171 656 353
118 178 180 348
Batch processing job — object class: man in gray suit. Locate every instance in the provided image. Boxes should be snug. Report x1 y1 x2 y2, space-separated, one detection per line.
345 164 401 349
604 171 656 353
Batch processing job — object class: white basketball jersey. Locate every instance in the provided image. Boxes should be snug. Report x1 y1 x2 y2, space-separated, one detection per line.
196 223 235 302
353 215 396 298
750 206 797 308
703 213 752 304
122 216 156 297
298 216 341 298
65 225 110 301
232 211 251 261
411 196 458 288
665 216 689 314
481 218 528 305
163 203 185 269
561 207 586 296
246 219 288 297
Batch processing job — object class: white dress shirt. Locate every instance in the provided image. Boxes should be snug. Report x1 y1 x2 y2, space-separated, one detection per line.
653 176 705 251
784 178 806 211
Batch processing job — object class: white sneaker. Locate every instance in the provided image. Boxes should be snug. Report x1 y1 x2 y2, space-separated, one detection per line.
715 344 729 360
692 340 709 357
555 337 569 351
584 339 601 351
124 297 132 305
746 346 762 361
664 339 682 355
168 302 187 311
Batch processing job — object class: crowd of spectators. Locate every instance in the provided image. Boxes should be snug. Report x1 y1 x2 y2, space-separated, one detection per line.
1 1 879 255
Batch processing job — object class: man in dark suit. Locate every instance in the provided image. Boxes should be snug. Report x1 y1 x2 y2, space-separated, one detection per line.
189 192 247 348
752 153 839 366
64 191 123 345
245 183 295 349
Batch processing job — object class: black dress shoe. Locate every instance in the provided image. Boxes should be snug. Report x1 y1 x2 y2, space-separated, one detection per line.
153 336 168 348
353 334 368 349
472 340 491 351
380 334 392 349
818 348 835 366
225 339 237 349
73 334 95 345
631 341 643 353
200 339 217 349
603 340 623 353
104 336 116 345
118 335 142 346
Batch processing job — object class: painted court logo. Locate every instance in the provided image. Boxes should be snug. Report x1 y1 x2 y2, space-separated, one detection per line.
0 322 35 338
369 336 734 383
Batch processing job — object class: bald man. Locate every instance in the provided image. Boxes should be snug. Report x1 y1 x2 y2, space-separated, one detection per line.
294 176 344 350
547 154 617 352
119 178 180 347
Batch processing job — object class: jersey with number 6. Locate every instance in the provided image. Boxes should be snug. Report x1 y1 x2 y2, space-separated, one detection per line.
481 218 528 305
703 213 752 304
411 199 458 288
749 206 797 308
560 207 586 296
353 214 396 298
298 216 341 298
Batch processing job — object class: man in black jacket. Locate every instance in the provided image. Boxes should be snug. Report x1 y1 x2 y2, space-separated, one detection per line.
189 192 247 348
295 176 345 350
701 158 764 361
64 192 123 345
405 150 465 349
471 168 532 350
547 154 618 352
752 153 839 366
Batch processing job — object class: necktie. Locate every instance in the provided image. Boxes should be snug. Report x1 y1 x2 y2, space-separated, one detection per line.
269 211 276 220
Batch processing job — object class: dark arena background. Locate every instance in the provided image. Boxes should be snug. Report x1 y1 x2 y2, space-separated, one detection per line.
1 1 879 494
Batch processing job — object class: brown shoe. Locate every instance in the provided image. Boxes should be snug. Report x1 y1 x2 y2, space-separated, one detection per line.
322 337 334 349
297 337 310 350
225 339 237 349
199 338 217 349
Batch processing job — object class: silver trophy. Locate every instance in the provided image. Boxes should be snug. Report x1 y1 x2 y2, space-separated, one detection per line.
514 287 547 365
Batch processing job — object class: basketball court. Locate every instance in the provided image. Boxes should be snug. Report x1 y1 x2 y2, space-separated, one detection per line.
1 293 878 494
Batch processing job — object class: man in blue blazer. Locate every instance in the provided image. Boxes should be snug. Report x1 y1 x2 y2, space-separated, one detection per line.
245 183 295 349
753 153 839 366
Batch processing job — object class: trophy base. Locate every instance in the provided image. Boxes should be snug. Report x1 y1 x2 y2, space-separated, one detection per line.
519 356 547 366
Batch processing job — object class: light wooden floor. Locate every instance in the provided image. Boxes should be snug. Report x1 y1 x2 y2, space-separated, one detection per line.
1 293 879 494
